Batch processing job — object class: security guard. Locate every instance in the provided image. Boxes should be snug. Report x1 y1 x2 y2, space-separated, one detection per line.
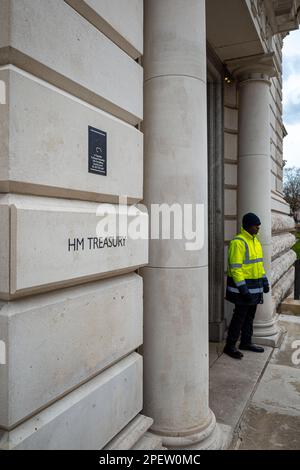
224 213 270 359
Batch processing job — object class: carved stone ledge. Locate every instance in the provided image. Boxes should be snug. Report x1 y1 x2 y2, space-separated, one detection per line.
225 53 277 82
265 0 300 34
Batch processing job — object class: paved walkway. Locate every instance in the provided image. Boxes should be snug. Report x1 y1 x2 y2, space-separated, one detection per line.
209 314 300 450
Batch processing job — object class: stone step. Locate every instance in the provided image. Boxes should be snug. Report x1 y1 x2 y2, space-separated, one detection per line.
279 299 300 316
104 415 153 450
132 432 165 451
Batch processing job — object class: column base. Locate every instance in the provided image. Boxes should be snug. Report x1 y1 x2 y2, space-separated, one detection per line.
252 325 286 348
252 313 286 347
149 412 232 450
105 415 155 450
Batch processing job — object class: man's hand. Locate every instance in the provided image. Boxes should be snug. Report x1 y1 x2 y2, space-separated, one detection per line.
243 292 253 302
263 277 270 294
238 284 252 302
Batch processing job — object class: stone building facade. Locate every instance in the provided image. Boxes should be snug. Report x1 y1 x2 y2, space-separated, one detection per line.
0 0 299 450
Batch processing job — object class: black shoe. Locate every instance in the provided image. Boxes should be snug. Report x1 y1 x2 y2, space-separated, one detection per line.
223 345 244 359
239 343 264 353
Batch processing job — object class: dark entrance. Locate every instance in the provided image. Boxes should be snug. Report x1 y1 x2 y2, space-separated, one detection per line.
207 46 225 342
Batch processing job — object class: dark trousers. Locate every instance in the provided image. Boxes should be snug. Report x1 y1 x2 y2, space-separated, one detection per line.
226 304 257 348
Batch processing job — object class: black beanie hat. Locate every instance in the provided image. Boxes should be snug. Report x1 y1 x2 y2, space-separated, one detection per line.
242 213 261 229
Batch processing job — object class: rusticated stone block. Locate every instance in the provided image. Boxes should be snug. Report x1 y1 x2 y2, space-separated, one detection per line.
272 233 296 260
272 266 295 311
272 213 295 234
0 0 142 124
0 67 143 203
0 194 148 299
0 274 142 428
0 353 142 449
271 250 297 286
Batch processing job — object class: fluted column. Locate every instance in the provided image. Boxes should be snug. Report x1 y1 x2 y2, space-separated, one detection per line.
228 54 281 345
142 0 227 449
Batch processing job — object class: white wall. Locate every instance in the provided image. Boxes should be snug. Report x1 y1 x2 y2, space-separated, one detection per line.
0 0 145 449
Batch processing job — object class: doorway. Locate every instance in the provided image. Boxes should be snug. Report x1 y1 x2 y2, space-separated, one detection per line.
207 45 225 342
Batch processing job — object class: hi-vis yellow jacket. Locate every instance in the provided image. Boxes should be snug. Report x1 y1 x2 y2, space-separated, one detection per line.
226 227 269 305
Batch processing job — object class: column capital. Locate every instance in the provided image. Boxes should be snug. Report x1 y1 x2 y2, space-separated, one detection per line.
225 52 278 82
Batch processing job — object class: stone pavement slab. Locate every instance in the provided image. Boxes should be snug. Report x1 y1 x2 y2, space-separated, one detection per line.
271 315 300 369
230 315 300 450
237 361 300 450
209 347 272 428
209 342 225 367
238 404 300 450
251 363 300 416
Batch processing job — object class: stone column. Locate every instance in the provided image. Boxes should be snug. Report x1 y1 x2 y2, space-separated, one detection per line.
228 54 282 346
142 0 228 449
